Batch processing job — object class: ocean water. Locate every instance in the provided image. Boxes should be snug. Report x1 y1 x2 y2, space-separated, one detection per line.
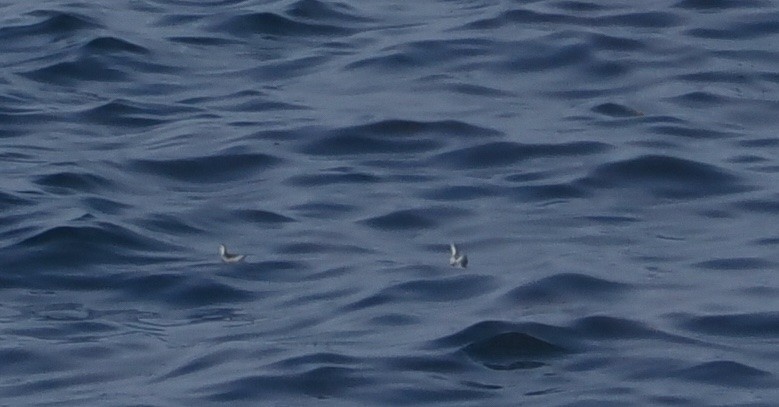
1 0 779 405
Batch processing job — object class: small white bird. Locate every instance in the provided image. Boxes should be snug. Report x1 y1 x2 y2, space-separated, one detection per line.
219 244 245 263
449 243 468 268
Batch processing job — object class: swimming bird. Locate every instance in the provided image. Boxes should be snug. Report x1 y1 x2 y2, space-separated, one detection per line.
449 243 468 268
219 244 245 263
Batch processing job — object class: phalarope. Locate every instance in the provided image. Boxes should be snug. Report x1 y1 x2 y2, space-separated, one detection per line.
219 244 245 263
449 243 468 268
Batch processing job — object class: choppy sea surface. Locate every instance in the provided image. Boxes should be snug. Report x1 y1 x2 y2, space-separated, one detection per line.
2 0 779 405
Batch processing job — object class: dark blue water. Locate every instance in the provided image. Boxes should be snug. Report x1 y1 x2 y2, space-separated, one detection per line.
2 0 779 405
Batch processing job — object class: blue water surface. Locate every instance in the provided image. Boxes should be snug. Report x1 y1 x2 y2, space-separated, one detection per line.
2 0 779 405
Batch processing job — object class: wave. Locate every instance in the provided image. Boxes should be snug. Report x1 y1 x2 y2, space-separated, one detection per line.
3 0 779 405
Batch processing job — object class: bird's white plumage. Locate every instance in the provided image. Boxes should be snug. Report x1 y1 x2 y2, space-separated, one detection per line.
219 244 245 263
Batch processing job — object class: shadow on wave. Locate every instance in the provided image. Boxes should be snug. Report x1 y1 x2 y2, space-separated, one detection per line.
431 141 610 169
0 10 100 40
276 242 372 255
671 361 774 388
286 168 380 187
419 185 500 201
503 273 630 304
591 102 644 118
178 90 306 112
22 56 129 85
510 183 590 202
683 12 779 40
676 311 779 337
674 0 771 9
118 273 254 306
3 222 180 272
0 190 33 210
346 39 494 71
34 171 113 194
298 119 500 156
77 99 189 128
693 257 773 270
82 36 149 55
155 349 242 382
344 275 497 310
462 8 680 30
430 320 575 371
290 202 357 219
569 315 698 344
211 11 356 37
231 209 296 224
130 152 281 183
286 0 373 23
576 154 751 199
360 207 471 231
204 366 373 401
22 30 172 85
